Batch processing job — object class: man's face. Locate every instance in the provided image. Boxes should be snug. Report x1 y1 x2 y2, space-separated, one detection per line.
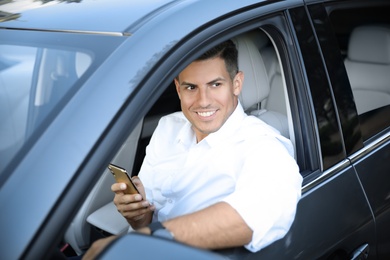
175 57 244 142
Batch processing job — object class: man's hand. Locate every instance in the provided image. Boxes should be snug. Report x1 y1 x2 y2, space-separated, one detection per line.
112 176 154 228
82 235 117 260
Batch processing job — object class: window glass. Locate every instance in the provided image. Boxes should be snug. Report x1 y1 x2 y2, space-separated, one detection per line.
0 45 35 171
328 4 390 141
0 28 125 176
0 44 92 173
290 6 345 170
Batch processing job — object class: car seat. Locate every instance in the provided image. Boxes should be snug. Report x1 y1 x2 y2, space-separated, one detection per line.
344 25 390 115
233 30 289 138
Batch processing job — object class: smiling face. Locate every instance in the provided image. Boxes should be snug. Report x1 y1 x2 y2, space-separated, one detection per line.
175 57 244 142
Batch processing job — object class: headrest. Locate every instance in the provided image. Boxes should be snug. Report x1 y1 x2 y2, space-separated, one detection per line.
232 33 270 110
244 30 270 50
262 47 281 77
347 25 390 64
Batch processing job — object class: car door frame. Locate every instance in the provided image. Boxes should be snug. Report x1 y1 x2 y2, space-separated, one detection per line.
311 0 390 258
252 2 376 259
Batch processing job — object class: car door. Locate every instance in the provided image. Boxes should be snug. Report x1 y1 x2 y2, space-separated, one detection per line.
249 3 377 259
314 0 390 258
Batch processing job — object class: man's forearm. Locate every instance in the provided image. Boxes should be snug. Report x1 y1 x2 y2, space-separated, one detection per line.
163 202 252 249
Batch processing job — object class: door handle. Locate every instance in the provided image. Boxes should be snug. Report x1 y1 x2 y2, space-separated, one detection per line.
350 243 369 260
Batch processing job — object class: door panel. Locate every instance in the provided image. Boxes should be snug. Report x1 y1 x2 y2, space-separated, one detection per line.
254 165 375 259
248 5 376 259
352 141 390 258
316 1 390 258
269 4 375 259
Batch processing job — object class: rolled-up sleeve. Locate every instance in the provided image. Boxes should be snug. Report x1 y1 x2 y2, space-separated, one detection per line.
223 136 302 252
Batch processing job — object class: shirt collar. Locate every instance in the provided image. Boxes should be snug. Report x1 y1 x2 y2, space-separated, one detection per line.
204 101 246 147
176 116 196 149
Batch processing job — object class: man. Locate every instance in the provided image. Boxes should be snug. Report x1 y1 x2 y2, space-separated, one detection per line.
83 40 302 259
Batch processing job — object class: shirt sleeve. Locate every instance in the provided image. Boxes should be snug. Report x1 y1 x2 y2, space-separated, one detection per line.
223 136 302 252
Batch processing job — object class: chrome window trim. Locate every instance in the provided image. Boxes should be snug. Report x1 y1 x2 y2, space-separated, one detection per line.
302 159 350 194
302 131 390 194
0 27 129 37
348 131 390 164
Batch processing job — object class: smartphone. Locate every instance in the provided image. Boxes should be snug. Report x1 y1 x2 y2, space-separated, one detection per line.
108 163 140 194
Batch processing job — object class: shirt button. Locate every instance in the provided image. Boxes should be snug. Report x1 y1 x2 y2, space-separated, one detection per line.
168 199 173 203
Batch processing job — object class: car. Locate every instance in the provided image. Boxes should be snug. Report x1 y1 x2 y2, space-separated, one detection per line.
0 0 389 259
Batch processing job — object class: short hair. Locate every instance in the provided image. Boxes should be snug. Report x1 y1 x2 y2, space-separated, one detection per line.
195 40 238 80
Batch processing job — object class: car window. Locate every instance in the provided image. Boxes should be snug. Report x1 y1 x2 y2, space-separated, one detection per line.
290 6 345 171
63 25 307 256
327 4 390 141
0 44 92 172
135 27 301 175
0 45 36 169
0 31 124 175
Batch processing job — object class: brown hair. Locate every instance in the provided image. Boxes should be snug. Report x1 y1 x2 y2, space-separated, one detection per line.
195 40 238 80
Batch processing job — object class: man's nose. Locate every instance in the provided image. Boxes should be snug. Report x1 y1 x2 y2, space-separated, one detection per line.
197 87 211 107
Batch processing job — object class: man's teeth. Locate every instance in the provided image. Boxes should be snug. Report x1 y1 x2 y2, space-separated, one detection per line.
197 111 215 117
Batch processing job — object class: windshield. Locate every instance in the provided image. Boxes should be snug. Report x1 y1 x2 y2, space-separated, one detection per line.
0 30 123 174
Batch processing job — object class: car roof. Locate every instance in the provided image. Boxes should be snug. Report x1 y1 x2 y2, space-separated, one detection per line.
0 0 180 35
0 0 284 36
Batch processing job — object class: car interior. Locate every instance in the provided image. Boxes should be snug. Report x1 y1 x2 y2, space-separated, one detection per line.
62 27 293 255
329 4 390 141
343 25 390 116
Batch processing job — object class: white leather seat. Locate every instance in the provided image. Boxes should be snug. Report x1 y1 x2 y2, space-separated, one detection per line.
261 46 289 138
64 119 143 254
344 25 390 115
262 47 287 116
233 31 289 138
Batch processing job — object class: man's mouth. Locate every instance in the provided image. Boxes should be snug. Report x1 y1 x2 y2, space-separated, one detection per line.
197 110 216 117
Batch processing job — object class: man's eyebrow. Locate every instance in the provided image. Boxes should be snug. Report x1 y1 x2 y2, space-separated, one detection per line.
179 77 227 87
206 77 227 85
180 81 197 87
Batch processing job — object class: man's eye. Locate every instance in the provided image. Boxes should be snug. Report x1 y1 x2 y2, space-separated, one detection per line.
186 85 196 90
212 82 221 88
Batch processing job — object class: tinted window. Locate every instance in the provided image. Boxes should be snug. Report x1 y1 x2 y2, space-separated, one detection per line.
290 6 345 170
328 3 390 141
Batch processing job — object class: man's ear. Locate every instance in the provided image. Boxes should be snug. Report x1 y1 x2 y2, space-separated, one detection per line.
233 71 244 96
174 78 181 99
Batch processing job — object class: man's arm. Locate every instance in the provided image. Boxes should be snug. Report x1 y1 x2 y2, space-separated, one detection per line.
141 201 253 249
83 202 252 259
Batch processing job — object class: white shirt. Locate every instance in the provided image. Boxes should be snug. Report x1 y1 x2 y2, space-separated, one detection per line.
139 102 302 252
